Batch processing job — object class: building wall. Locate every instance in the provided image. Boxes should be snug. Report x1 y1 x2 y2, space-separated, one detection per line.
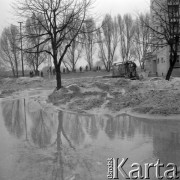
156 46 170 76
144 60 151 72
150 0 180 77
144 54 157 75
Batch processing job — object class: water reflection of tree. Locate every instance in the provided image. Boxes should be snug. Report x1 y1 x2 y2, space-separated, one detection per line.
116 115 136 139
2 99 93 179
67 114 85 146
65 113 140 141
30 109 52 148
52 110 64 180
2 99 153 145
85 115 99 139
105 114 117 139
52 110 77 180
104 115 146 140
2 99 25 138
52 111 97 180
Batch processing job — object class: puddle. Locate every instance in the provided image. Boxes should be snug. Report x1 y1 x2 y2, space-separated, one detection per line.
0 93 180 179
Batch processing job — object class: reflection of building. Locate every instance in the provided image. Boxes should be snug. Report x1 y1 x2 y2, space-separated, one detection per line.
145 0 180 76
152 121 180 167
133 117 180 168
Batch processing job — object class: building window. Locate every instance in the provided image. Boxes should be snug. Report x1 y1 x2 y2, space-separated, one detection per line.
157 58 159 64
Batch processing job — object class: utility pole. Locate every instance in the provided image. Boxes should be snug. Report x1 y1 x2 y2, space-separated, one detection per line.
18 22 24 76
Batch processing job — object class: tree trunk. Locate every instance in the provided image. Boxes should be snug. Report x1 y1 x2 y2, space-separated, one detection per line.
14 54 18 77
106 66 111 72
11 68 15 77
166 65 173 81
56 65 62 90
53 43 70 90
142 61 145 70
10 62 15 77
88 60 91 71
166 50 176 81
108 60 111 72
72 63 75 72
35 69 39 76
16 64 18 78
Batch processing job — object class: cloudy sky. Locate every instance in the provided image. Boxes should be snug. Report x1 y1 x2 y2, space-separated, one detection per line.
0 0 150 33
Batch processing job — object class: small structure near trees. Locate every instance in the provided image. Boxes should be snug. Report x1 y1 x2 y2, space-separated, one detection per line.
112 61 138 79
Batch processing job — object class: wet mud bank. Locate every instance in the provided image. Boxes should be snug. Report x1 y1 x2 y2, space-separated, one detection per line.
48 77 180 117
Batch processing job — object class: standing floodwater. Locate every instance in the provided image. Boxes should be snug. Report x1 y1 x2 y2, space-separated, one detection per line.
0 97 180 180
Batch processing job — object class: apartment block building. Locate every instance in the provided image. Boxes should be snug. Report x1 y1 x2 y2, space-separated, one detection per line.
144 0 180 76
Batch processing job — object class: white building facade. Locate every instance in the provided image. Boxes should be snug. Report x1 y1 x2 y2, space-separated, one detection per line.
145 0 180 76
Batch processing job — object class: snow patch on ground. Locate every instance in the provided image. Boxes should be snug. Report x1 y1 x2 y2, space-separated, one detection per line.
48 77 180 116
1 75 180 116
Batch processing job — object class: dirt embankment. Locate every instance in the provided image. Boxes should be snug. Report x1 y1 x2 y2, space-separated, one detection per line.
48 77 180 116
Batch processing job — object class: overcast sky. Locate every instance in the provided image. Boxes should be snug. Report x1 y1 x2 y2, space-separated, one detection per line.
0 0 150 33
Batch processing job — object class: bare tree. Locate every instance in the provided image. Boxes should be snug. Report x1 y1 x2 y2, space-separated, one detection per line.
150 0 180 80
17 0 93 90
63 35 83 72
97 14 118 72
24 48 35 71
0 31 15 76
0 25 20 77
82 18 96 70
133 13 151 69
25 14 47 75
117 14 135 63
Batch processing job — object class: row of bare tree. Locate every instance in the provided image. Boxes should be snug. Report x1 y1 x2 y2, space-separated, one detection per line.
97 13 151 71
0 20 48 77
0 12 150 77
0 25 20 77
0 0 177 88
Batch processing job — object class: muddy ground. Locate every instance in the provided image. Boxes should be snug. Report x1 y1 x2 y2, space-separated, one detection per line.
48 76 180 116
1 75 180 116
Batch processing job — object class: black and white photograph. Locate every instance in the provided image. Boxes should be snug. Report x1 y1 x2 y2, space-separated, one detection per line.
0 0 180 179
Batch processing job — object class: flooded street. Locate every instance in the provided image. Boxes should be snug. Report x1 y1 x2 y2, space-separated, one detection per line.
0 91 180 180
